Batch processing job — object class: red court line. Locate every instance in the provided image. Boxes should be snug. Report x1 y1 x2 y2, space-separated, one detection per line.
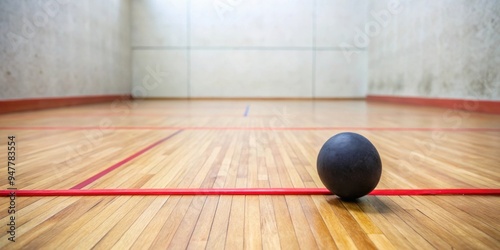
5 112 453 118
10 113 270 118
1 126 499 132
70 130 183 190
2 188 499 196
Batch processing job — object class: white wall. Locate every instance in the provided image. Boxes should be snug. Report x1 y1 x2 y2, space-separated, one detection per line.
0 0 131 100
368 0 500 100
131 0 368 98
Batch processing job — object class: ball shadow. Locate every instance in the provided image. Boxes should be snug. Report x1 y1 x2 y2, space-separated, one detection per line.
325 195 391 214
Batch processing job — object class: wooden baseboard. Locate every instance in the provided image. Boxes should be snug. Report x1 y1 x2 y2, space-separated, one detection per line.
367 95 500 114
0 95 131 114
7 95 495 114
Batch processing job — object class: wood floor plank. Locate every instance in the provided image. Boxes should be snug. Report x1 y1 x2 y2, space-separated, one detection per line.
0 197 57 237
311 195 357 249
205 196 232 249
404 196 499 248
381 196 453 249
18 197 106 248
285 195 319 249
130 196 181 249
186 196 219 249
149 196 194 248
43 196 132 249
244 196 262 249
0 197 76 247
259 195 281 249
299 196 338 249
93 196 153 249
427 197 500 239
110 197 167 249
369 196 435 249
357 197 420 249
327 197 378 249
368 234 396 250
272 196 301 249
343 201 383 234
62 197 146 249
167 196 207 249
225 196 245 249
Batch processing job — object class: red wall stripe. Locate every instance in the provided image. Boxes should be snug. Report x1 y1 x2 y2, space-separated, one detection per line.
0 95 131 114
367 95 500 114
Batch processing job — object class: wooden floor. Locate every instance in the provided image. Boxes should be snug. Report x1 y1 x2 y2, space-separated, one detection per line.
0 100 499 249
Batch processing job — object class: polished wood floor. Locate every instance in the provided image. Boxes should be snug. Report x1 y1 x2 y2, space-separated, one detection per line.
0 100 499 249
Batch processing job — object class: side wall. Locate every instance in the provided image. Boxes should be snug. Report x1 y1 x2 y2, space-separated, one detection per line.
131 0 368 98
0 0 131 101
368 0 500 101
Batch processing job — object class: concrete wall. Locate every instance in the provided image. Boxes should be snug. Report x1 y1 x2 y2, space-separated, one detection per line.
4 1 496 101
131 0 368 98
0 0 131 100
368 0 500 100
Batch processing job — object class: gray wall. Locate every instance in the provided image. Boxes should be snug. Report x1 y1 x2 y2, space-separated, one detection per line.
131 0 368 98
2 0 498 101
0 0 131 100
368 0 500 100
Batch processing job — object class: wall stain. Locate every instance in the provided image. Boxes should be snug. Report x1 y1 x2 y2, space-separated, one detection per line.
368 1 498 100
467 74 494 98
441 81 452 92
418 74 433 95
395 74 404 92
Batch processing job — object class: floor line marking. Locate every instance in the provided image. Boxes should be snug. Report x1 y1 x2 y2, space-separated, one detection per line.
70 130 183 189
4 113 461 118
243 105 250 117
2 188 499 196
1 126 499 132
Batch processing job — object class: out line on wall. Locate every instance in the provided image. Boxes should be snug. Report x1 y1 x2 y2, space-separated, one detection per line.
131 46 366 51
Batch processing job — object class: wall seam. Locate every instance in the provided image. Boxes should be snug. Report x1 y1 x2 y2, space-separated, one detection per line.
187 0 191 98
312 0 317 98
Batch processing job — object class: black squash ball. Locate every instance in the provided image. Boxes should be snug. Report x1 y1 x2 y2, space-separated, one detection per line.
317 132 382 200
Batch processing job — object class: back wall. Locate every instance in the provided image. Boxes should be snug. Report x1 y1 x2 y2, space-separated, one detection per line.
131 0 368 98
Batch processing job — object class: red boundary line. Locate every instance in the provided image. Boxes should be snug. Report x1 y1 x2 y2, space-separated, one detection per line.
6 113 278 118
0 126 499 132
367 95 500 114
70 130 183 189
1 188 499 196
